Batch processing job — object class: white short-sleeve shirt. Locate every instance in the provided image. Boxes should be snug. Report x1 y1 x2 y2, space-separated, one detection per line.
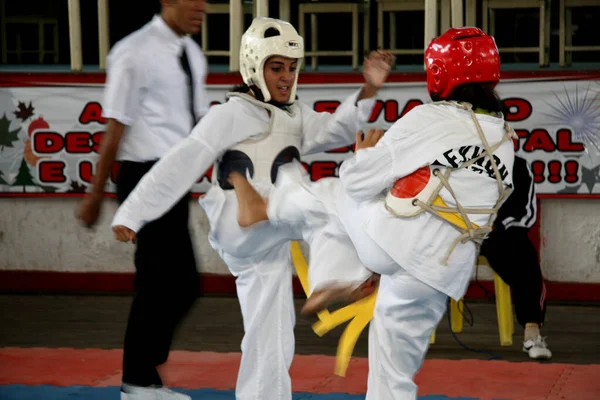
103 15 209 162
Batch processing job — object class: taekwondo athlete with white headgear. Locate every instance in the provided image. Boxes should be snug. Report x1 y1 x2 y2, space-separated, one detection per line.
111 17 393 400
227 27 517 399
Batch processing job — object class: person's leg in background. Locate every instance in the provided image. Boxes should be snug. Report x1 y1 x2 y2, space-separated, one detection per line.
146 193 200 370
480 228 551 359
116 161 200 391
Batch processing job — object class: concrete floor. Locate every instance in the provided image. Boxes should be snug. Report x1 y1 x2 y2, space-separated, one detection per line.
1 294 599 365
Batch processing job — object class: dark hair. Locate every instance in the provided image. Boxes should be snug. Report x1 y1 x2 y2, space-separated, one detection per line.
231 83 252 94
431 83 505 114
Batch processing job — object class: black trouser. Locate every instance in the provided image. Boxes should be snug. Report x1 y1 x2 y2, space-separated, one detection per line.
479 227 547 328
116 160 200 387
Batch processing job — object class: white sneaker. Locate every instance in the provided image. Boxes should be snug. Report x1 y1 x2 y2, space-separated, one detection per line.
522 335 552 360
120 384 191 400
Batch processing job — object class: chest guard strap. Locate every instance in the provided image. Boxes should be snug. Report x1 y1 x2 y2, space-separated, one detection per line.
384 101 518 265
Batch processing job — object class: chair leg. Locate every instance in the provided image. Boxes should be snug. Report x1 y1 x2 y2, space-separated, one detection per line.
424 0 438 48
482 0 489 33
544 0 551 66
377 6 384 50
508 288 515 335
466 0 477 27
229 0 243 71
494 272 514 346
38 21 44 64
451 0 464 27
538 0 549 67
279 0 290 21
352 6 359 70
299 7 306 70
566 6 573 66
441 0 452 32
390 12 397 50
202 14 209 54
311 13 318 71
559 0 566 67
451 298 464 333
53 23 59 64
363 6 370 53
0 2 6 64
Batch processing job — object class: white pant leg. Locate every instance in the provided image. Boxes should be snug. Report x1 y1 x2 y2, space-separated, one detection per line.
267 162 335 229
307 214 373 294
337 189 398 276
366 270 448 400
268 164 372 294
200 182 302 259
221 244 296 400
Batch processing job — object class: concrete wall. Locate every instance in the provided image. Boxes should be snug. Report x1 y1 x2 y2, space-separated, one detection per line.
1 197 599 283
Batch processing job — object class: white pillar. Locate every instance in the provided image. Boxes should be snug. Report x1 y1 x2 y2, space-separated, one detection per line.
256 0 268 17
229 0 243 71
98 0 110 70
68 0 83 71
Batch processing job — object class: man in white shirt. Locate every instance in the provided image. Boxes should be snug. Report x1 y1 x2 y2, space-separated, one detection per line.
76 1 207 399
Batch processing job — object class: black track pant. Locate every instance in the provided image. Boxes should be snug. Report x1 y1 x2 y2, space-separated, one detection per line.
116 160 200 387
479 227 547 328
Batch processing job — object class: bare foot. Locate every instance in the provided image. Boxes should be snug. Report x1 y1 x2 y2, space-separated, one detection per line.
300 274 380 317
228 171 269 227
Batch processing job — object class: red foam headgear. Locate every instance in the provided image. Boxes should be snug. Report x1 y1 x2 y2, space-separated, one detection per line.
425 27 500 99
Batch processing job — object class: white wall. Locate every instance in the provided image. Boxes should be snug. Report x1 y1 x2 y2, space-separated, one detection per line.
0 197 226 274
540 198 600 282
1 197 599 283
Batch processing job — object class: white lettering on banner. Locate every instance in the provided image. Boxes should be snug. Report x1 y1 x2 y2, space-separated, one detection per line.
0 80 599 197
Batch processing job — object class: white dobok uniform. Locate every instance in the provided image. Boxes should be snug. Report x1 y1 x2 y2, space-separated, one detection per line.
266 102 515 399
112 89 376 400
266 163 373 295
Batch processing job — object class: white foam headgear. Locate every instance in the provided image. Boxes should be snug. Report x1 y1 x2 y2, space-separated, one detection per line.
240 17 304 104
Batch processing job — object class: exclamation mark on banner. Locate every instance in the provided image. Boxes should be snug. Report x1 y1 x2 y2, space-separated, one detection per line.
531 161 545 183
564 160 579 183
548 161 562 183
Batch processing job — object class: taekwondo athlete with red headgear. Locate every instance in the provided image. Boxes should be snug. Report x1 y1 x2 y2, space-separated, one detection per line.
337 27 518 399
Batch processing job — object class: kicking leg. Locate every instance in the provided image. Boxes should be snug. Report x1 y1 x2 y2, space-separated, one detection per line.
301 215 379 316
228 171 269 227
230 167 377 317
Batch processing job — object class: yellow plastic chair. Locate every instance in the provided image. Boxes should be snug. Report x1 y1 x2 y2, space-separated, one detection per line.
291 239 515 376
291 241 377 376
429 256 515 346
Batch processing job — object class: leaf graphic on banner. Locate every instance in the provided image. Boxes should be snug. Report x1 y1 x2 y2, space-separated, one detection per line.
12 158 38 191
0 170 8 185
14 101 35 122
68 181 87 193
0 113 21 151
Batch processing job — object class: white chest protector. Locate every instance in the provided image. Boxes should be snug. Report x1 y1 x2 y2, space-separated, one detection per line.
384 101 517 265
214 92 304 189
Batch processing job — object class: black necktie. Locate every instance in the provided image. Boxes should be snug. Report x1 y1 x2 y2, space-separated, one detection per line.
179 46 197 126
